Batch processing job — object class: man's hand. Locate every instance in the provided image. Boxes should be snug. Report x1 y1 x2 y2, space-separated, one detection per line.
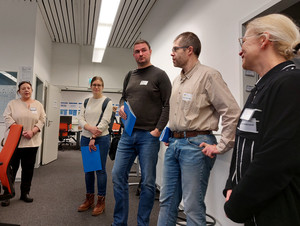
200 142 219 158
119 105 127 120
150 128 161 137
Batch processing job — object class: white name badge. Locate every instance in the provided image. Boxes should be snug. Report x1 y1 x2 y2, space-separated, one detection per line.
239 118 258 133
140 80 148 85
240 108 261 121
182 93 192 101
30 107 37 114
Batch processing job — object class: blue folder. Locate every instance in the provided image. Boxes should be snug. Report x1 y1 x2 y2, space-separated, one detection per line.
121 101 136 136
159 126 171 142
80 145 102 173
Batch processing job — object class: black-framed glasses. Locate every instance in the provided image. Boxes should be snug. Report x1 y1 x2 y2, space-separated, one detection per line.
172 46 189 53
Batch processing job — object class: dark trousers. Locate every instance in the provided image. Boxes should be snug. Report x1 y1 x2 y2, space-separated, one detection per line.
8 147 38 195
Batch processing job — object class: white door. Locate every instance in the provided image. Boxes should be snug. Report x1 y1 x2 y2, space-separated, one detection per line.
42 84 61 165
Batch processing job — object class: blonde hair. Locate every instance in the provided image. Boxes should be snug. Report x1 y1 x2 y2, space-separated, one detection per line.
247 14 300 60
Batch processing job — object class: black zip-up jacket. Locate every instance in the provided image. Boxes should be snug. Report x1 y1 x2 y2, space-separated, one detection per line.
224 61 300 226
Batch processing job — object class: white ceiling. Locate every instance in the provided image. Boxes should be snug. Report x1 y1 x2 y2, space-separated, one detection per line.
26 0 158 48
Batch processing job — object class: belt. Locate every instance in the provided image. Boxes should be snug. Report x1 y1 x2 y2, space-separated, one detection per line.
172 130 211 138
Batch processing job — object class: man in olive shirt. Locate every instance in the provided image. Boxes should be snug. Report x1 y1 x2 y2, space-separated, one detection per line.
158 32 240 226
112 39 172 226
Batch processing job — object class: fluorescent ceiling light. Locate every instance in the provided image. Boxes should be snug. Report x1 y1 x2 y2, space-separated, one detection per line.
94 25 112 49
92 48 105 63
92 0 120 63
99 0 120 24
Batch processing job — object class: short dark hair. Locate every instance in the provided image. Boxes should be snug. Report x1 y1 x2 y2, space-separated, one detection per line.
174 32 201 57
18 81 32 92
134 39 151 50
90 76 104 87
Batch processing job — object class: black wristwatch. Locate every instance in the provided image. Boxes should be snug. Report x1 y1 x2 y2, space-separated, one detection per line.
90 137 95 140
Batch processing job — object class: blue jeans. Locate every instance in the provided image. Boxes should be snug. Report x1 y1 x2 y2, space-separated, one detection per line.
157 134 217 226
112 129 160 226
81 135 110 196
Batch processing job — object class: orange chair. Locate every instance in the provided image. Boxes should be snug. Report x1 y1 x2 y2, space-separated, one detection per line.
58 122 72 149
0 124 23 200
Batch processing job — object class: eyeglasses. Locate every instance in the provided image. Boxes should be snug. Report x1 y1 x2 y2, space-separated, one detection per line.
172 46 189 53
238 33 263 47
92 84 102 87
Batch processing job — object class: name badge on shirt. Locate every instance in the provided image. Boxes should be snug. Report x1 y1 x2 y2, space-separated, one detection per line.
240 108 261 121
182 93 192 101
140 80 148 85
30 107 37 114
239 118 258 133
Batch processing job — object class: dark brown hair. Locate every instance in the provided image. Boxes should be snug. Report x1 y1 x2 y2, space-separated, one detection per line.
18 81 32 92
90 76 104 87
174 32 201 57
134 39 151 50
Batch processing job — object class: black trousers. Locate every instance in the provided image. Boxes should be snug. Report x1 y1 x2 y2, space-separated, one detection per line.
9 147 38 195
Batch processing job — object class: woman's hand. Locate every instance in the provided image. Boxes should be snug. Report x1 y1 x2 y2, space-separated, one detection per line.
89 139 97 152
86 124 102 136
22 130 34 139
226 189 232 202
23 126 39 139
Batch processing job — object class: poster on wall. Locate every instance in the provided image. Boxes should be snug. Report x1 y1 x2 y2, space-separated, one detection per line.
60 101 82 117
60 102 68 116
113 103 120 116
18 66 33 84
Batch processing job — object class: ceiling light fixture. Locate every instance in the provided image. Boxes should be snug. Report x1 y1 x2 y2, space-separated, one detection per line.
92 0 120 63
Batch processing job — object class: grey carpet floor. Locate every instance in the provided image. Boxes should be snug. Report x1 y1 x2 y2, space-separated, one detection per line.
0 150 160 226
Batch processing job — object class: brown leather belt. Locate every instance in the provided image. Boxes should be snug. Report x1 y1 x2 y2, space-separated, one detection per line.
172 130 211 138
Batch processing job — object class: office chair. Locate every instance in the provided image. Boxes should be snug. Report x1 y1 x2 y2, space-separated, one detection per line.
0 124 23 200
58 122 72 149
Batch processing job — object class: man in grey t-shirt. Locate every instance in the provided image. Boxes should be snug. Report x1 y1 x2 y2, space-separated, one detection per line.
112 39 172 226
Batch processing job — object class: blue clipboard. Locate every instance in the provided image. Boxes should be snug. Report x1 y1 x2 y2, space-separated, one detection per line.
121 101 136 136
81 144 102 172
159 126 171 142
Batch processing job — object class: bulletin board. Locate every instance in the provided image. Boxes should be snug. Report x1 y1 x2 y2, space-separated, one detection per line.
0 71 18 122
0 85 17 122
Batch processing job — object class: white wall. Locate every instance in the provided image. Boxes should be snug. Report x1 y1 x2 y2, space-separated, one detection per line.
0 0 36 71
0 0 37 142
33 8 53 85
51 44 136 90
137 0 281 225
